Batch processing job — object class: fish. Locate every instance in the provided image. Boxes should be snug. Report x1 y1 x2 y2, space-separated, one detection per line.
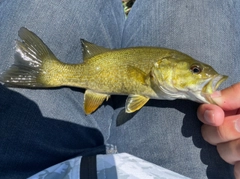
0 27 227 115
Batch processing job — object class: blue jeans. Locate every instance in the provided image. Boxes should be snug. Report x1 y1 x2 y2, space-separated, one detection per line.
0 0 239 178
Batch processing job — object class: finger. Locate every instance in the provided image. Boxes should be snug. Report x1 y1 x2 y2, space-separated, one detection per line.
217 139 240 165
234 162 240 179
197 104 224 126
211 83 240 111
201 114 240 145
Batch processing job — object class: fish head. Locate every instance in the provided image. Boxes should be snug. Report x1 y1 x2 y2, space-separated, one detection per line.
150 53 228 103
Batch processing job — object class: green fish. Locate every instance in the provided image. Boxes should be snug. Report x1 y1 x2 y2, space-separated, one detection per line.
0 27 227 114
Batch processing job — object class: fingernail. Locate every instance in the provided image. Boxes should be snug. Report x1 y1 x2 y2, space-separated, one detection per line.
210 91 222 105
211 91 222 98
204 110 215 125
234 118 240 133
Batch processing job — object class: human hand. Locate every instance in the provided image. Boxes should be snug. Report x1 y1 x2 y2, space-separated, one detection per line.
197 83 240 179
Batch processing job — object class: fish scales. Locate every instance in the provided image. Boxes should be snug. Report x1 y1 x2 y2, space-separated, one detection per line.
0 27 228 114
59 48 170 96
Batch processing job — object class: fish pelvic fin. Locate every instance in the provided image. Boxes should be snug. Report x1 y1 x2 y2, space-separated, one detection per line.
125 95 149 113
84 89 110 114
0 27 62 88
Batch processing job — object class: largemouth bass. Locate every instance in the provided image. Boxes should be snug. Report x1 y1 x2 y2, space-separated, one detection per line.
0 27 227 114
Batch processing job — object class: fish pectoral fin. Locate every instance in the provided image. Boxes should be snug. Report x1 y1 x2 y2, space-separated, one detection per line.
80 39 111 60
84 90 110 114
125 95 149 113
127 66 147 85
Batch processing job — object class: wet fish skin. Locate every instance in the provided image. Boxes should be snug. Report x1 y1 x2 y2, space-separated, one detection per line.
0 27 228 114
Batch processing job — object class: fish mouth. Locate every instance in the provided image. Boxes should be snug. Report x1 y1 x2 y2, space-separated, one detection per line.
201 75 228 103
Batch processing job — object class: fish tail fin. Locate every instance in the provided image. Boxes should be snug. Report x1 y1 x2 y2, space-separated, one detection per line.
0 27 63 88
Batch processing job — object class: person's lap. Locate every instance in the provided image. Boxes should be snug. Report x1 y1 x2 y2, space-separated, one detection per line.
0 0 239 178
112 0 238 178
0 0 124 178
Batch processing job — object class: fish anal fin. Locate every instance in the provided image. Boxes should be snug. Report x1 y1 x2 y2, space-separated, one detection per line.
125 95 149 113
80 39 111 60
84 89 110 114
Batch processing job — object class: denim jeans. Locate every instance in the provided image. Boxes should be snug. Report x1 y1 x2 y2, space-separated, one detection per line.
0 0 239 178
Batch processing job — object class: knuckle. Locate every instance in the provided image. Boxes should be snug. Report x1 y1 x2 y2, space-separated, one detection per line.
216 126 228 143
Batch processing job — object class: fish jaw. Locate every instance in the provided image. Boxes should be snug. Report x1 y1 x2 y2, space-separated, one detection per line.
198 75 228 103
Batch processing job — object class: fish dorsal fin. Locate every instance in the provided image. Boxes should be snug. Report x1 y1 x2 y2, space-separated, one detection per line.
127 66 147 85
84 89 110 114
80 39 111 60
125 95 149 113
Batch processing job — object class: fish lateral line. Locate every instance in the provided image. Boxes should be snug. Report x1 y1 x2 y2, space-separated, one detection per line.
0 27 228 115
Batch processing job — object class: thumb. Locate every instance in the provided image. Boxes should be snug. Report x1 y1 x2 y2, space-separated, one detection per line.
211 82 240 111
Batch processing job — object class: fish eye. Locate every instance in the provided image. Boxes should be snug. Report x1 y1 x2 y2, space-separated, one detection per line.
190 64 202 74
